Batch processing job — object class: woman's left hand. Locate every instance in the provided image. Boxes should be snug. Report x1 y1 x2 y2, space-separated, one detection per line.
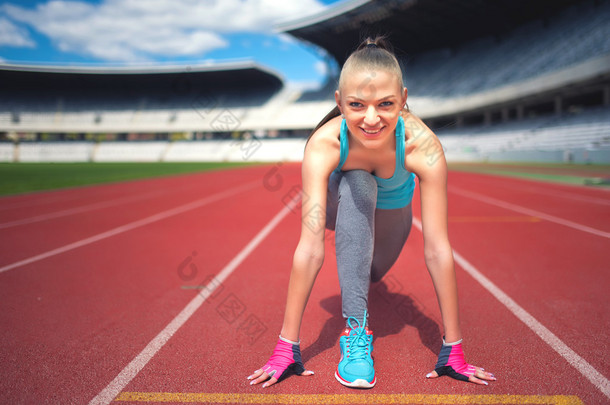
425 339 496 385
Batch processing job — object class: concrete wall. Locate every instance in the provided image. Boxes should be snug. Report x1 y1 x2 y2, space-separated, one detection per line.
3 140 608 164
1 138 308 163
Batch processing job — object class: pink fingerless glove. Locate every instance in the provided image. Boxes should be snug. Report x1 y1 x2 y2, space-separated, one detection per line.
431 338 476 382
261 335 306 382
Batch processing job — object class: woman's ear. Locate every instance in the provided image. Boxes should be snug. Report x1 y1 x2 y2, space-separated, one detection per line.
403 87 408 106
334 90 342 115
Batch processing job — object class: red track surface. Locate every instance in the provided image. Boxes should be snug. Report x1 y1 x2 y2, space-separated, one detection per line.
1 163 608 404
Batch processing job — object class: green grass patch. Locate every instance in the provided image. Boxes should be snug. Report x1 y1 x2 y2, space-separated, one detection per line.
0 162 261 196
448 161 610 187
448 161 610 171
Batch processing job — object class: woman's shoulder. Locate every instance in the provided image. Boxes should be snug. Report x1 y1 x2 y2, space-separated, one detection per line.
306 115 342 153
401 110 436 142
303 115 342 177
402 111 447 176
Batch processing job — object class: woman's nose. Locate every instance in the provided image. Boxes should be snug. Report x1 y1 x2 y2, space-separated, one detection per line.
363 106 379 126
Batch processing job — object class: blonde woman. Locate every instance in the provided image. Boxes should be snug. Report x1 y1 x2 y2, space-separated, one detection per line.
248 37 496 389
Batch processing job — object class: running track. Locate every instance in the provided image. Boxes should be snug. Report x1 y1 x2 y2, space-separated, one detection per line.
0 163 608 405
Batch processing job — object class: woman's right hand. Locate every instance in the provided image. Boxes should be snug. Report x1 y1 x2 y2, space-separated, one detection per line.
247 335 314 388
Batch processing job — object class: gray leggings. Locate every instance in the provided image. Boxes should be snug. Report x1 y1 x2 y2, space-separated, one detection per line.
325 170 413 326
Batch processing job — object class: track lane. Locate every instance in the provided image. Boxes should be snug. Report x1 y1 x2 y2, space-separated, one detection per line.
441 173 609 381
0 166 272 268
0 164 286 404
115 164 606 404
1 164 607 404
446 172 610 233
0 170 206 214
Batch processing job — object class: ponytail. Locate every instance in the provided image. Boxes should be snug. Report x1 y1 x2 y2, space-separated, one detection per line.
355 35 394 53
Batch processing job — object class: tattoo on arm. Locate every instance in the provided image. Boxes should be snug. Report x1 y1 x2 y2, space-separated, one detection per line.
419 137 444 166
405 118 445 167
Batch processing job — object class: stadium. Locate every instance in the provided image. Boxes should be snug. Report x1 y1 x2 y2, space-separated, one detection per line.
1 0 609 164
1 1 610 404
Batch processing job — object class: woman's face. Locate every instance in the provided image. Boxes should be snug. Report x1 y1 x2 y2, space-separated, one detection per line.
335 68 407 149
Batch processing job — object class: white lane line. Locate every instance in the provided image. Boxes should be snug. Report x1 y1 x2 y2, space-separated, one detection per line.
412 218 610 399
88 195 299 405
0 181 260 275
0 187 186 229
0 175 204 212
510 185 610 206
448 186 610 238
460 177 610 205
0 191 87 211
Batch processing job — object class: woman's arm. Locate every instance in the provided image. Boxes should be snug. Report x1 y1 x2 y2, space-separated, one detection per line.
417 152 462 343
403 112 460 341
280 134 338 341
249 120 340 387
406 113 495 385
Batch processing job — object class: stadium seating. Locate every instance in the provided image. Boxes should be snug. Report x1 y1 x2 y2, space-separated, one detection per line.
1 0 608 163
438 107 610 162
402 0 610 97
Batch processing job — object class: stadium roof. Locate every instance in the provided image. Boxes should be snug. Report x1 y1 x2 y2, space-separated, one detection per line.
0 59 281 76
0 60 284 97
279 0 584 65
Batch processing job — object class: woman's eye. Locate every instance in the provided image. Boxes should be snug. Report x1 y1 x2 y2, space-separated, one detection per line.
380 101 393 107
349 102 363 108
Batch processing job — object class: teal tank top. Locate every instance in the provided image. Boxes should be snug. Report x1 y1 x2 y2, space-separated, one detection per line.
334 116 416 210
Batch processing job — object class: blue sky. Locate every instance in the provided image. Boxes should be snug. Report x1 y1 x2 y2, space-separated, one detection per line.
0 0 342 89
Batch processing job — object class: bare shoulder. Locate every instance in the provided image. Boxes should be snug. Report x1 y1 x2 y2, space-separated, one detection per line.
303 115 342 177
402 111 447 179
306 115 341 154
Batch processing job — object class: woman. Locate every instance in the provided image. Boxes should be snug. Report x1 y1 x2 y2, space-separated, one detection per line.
247 37 496 389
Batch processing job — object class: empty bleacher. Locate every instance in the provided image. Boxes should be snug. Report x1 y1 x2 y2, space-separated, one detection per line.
403 0 610 97
1 0 608 163
438 107 610 162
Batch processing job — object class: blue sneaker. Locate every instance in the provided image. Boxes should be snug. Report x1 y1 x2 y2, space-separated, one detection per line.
335 311 376 388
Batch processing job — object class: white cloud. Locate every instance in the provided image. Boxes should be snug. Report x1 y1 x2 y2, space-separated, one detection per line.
0 17 36 48
314 60 328 76
286 80 324 93
277 33 298 51
278 33 298 45
1 0 325 62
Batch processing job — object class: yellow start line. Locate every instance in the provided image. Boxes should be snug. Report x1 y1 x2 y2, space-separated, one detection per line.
114 392 583 405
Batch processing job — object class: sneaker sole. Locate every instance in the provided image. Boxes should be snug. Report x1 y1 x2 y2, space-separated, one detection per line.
335 370 376 388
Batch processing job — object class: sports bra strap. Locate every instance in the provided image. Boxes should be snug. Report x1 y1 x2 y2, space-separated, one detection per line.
396 116 406 169
336 118 349 172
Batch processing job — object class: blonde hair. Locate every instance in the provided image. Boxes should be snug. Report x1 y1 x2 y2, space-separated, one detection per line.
308 36 406 139
338 36 403 92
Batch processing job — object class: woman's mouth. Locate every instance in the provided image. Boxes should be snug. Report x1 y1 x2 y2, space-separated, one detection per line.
361 127 383 137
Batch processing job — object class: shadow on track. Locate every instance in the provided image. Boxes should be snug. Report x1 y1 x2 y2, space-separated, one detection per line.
301 279 441 364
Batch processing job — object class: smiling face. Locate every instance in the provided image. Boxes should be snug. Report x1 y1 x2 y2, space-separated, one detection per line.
335 69 407 149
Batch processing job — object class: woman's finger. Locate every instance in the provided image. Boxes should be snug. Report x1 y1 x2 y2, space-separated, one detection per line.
468 374 489 386
425 370 439 379
299 369 315 376
247 369 265 381
249 370 269 386
474 367 496 381
262 377 278 388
